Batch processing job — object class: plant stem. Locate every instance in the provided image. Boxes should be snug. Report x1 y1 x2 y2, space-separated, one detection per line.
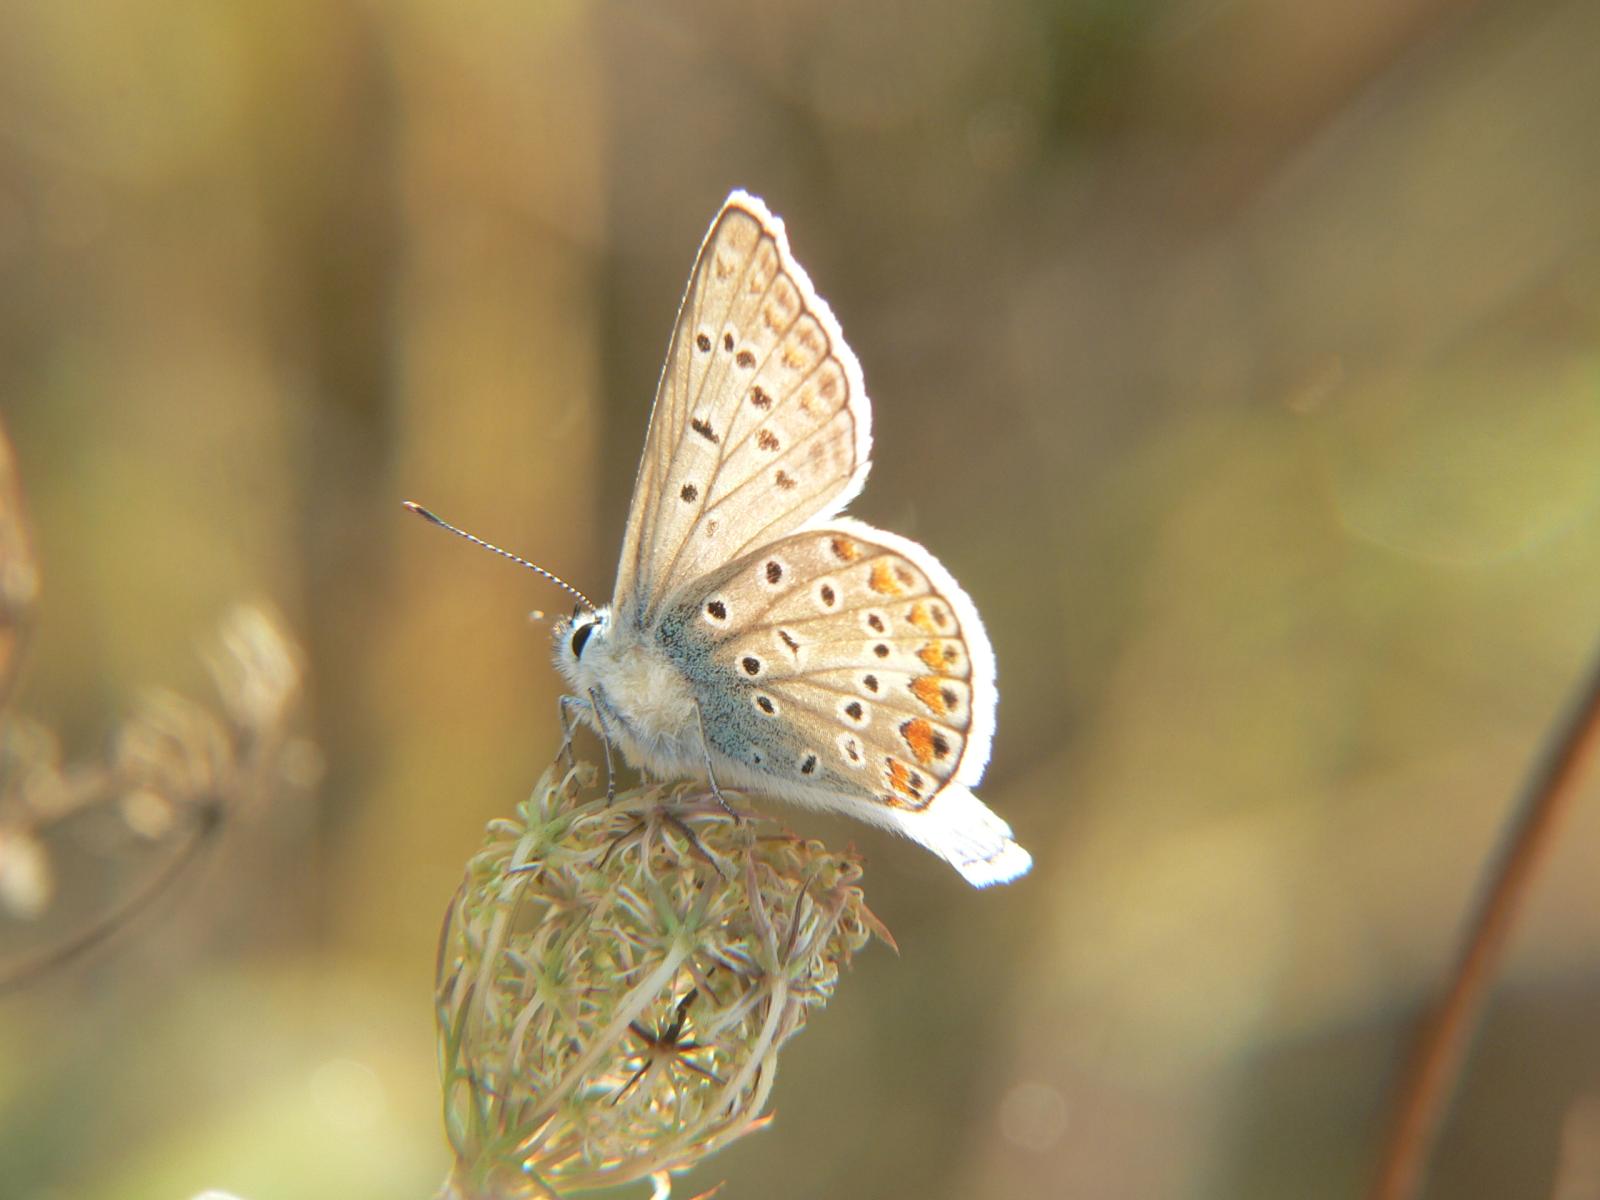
1366 640 1600 1200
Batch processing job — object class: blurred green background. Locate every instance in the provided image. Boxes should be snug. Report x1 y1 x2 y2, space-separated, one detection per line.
3 0 1600 1197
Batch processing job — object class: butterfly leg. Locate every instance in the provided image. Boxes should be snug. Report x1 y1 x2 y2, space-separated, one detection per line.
692 700 738 820
588 687 619 804
556 692 618 802
555 694 585 771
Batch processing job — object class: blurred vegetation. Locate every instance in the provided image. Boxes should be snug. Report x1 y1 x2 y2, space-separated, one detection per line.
2 1 1598 1198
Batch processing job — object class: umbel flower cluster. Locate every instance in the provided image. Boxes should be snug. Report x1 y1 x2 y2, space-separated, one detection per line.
436 765 890 1199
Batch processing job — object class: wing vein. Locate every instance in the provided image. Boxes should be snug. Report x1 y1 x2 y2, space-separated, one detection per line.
712 330 835 469
693 407 855 560
724 548 906 628
759 675 956 720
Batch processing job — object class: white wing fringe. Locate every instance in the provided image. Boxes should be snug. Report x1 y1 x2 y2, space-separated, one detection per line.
889 786 1032 888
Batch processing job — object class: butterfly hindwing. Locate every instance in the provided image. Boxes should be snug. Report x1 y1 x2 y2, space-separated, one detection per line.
613 193 872 628
664 519 995 811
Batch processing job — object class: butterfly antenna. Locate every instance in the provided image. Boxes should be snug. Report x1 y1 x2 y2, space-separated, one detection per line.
403 501 597 613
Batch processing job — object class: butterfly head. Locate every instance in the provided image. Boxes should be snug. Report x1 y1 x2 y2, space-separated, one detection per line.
552 603 612 689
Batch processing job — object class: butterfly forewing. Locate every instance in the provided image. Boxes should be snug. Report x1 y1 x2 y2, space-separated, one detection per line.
671 521 994 814
613 193 872 628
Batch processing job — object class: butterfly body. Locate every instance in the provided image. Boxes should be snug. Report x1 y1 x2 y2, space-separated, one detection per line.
556 607 705 779
551 191 1031 887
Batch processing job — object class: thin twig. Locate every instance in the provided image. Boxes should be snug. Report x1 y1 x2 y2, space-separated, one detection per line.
0 807 220 995
1367 640 1600 1200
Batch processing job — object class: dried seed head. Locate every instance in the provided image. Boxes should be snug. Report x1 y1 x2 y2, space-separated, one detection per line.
0 606 315 985
436 765 889 1198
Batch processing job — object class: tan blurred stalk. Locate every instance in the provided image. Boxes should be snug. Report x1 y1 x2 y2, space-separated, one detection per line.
1368 639 1600 1200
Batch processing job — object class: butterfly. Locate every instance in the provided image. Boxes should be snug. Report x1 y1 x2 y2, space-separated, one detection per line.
539 191 1032 888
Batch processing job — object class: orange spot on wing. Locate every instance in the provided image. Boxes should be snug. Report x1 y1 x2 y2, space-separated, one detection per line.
900 719 938 767
910 676 950 716
907 601 937 632
830 536 860 562
916 641 960 674
885 758 929 809
888 759 914 794
869 562 903 595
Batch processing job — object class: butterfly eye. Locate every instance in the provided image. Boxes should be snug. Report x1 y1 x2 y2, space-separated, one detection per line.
570 620 595 659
